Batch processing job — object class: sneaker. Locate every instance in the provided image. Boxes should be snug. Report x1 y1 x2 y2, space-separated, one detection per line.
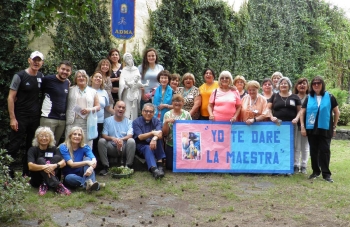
324 177 334 183
308 173 320 180
56 183 71 196
98 182 106 190
99 167 108 176
39 183 48 196
151 167 164 180
86 179 99 191
293 166 299 174
300 167 307 174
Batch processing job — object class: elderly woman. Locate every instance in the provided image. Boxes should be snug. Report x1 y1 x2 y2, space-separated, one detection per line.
293 78 310 174
108 48 123 103
178 73 201 120
27 127 70 195
199 68 219 120
208 71 241 122
66 70 100 148
95 59 114 111
261 78 273 100
300 76 340 183
170 73 181 93
268 77 301 125
240 81 268 124
59 126 105 191
153 70 173 122
271 72 283 93
162 94 192 170
233 75 247 99
89 72 114 157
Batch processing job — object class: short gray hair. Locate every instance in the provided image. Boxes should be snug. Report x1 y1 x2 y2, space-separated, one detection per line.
142 103 155 112
276 77 293 94
218 71 233 87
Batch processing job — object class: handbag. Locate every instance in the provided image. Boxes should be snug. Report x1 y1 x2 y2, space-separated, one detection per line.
87 109 98 140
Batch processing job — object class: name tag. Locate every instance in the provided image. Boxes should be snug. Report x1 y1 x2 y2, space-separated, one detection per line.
187 95 194 99
45 152 54 158
289 100 295 106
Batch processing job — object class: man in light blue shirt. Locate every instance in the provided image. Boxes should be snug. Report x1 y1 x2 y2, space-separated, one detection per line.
98 101 135 175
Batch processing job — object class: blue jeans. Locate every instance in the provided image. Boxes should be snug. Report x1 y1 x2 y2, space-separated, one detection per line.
64 157 96 188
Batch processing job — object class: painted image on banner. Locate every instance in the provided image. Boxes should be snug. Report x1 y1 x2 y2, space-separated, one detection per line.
181 132 202 160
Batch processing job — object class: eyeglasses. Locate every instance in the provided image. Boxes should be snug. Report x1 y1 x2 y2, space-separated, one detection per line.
280 83 289 86
143 110 154 114
76 75 86 79
312 82 321 86
220 77 230 80
72 133 82 136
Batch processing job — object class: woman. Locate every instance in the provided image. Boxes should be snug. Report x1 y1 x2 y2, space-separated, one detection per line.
59 126 104 191
89 72 114 157
261 78 273 100
153 70 173 122
208 71 241 122
163 94 192 170
268 77 301 125
199 68 219 120
240 81 268 124
300 76 339 183
138 48 164 105
178 73 201 120
170 73 181 93
107 48 122 103
271 72 283 93
66 70 100 148
293 78 310 174
95 59 114 114
233 75 247 99
27 127 70 196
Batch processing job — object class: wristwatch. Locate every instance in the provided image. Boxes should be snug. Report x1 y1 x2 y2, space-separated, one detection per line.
56 163 60 169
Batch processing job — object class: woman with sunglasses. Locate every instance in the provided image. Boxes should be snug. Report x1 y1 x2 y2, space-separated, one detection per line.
300 76 339 183
208 71 241 122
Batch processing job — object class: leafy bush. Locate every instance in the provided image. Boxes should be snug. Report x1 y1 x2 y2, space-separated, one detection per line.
338 104 350 126
0 149 30 222
328 88 348 108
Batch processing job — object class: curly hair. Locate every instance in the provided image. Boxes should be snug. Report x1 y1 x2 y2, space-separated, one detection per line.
32 126 56 148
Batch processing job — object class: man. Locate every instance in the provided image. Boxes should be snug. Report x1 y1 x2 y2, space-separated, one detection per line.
98 101 136 175
40 60 72 145
132 103 165 179
7 51 44 177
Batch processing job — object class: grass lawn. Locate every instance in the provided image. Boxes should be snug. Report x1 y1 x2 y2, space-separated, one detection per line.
6 139 350 227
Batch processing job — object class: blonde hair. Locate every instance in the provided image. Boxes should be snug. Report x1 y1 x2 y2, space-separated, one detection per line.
233 75 246 87
61 126 85 161
181 72 196 85
74 70 89 85
88 71 105 89
32 127 56 147
271 72 283 80
245 80 260 90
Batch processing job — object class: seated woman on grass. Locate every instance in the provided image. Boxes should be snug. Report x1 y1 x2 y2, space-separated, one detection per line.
28 126 71 196
59 126 105 192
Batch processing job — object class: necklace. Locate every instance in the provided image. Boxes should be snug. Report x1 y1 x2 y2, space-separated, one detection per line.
280 94 289 107
249 96 258 110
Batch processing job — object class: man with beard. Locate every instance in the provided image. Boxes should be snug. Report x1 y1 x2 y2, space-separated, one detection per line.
7 51 45 177
40 60 72 145
98 101 135 175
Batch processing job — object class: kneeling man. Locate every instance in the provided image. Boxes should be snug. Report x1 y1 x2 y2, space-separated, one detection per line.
133 103 165 179
98 101 135 175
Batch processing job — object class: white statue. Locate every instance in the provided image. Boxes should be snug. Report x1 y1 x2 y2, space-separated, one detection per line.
119 53 145 120
125 74 149 108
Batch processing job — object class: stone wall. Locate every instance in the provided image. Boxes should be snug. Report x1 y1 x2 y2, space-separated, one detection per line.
29 0 245 56
334 129 350 140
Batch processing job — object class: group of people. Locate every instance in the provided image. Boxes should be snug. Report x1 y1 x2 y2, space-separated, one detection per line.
7 48 340 197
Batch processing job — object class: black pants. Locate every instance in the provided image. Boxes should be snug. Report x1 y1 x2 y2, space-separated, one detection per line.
7 114 40 176
92 122 104 162
308 134 332 178
30 155 62 188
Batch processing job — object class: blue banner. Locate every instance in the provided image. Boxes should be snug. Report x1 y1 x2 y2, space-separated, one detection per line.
173 121 294 174
111 0 135 40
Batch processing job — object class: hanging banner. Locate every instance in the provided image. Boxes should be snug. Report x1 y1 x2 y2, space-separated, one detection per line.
173 121 294 174
111 0 135 40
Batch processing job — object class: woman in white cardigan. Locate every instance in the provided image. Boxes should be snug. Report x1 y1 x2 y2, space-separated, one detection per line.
66 70 100 148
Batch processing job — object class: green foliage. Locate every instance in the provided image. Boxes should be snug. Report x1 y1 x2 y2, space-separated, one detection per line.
20 0 97 37
328 88 348 108
0 148 30 222
0 0 30 149
338 104 350 126
43 0 115 76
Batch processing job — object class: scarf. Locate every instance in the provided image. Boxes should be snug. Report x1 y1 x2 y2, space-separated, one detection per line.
153 85 173 122
306 91 331 130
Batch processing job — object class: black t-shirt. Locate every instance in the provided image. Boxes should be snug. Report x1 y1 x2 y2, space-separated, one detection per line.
302 93 338 138
9 70 44 117
27 146 62 164
269 93 301 121
111 66 122 100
